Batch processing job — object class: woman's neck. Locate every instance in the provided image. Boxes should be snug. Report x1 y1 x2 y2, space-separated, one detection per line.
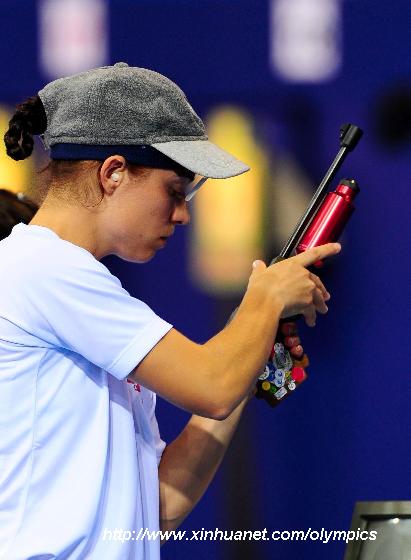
30 202 101 258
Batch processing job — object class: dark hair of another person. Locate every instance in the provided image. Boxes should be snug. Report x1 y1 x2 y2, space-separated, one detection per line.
0 189 38 241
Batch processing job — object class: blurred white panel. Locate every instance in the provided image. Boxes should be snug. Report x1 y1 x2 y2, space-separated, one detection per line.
270 0 342 82
39 0 108 79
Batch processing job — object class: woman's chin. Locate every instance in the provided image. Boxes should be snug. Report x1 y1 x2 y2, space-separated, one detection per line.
118 248 157 264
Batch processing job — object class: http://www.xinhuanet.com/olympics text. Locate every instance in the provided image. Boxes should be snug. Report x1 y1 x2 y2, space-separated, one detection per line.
102 527 377 544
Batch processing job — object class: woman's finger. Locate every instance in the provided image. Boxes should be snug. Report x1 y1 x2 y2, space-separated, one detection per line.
313 287 328 315
303 305 317 327
309 272 330 300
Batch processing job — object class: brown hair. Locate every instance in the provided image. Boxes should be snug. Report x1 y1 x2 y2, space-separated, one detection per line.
4 95 47 161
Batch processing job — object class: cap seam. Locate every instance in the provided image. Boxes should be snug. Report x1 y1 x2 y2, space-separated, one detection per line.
47 135 208 144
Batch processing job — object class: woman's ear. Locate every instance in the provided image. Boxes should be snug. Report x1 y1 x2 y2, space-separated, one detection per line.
99 155 127 194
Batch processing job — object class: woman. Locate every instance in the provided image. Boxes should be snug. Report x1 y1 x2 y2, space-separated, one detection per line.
0 62 339 559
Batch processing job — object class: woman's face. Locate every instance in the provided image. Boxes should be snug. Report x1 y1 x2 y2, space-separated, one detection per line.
101 168 192 263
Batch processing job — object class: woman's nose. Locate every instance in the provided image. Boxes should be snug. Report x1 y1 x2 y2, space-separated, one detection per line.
171 202 190 225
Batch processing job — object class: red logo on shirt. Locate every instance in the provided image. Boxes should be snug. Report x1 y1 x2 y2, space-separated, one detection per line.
127 379 141 392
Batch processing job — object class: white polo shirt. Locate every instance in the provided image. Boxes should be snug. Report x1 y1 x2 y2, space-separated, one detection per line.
0 224 173 560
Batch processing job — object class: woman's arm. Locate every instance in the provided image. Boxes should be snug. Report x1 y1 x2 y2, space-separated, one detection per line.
158 330 304 532
130 244 339 420
158 396 248 532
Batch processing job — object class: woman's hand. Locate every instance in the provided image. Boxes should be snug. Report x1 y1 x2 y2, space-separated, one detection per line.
247 243 340 327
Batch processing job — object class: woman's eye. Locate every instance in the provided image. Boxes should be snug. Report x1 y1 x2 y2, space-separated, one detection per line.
169 189 185 202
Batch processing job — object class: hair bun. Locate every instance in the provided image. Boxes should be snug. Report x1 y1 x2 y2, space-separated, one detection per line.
4 95 47 161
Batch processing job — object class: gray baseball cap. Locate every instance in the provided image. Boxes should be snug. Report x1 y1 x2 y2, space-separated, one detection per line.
38 62 250 184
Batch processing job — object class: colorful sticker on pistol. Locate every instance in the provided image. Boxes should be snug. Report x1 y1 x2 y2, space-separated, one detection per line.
274 387 287 400
272 342 293 373
258 365 270 381
258 341 298 404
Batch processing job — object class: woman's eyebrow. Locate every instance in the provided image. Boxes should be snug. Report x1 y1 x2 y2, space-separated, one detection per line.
172 169 196 182
170 176 193 188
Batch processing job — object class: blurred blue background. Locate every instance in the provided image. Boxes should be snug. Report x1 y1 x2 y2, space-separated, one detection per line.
1 1 410 559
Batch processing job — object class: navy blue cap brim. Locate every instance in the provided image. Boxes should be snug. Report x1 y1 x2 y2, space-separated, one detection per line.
50 143 194 178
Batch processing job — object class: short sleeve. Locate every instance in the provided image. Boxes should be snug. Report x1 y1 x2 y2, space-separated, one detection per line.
16 244 173 380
